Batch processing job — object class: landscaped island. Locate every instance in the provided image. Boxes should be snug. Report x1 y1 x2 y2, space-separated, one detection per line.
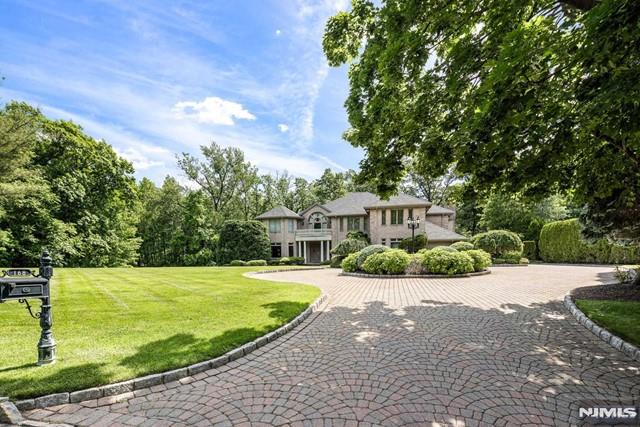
0 266 319 399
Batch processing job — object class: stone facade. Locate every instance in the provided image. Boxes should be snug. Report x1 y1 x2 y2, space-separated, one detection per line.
257 192 464 263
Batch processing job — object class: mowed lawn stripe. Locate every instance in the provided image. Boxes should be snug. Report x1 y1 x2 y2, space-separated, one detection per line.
0 267 319 399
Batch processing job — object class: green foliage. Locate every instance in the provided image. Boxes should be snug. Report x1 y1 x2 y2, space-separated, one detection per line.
323 0 640 244
450 241 474 251
398 234 428 252
502 251 524 263
432 246 458 253
279 256 304 265
405 254 426 275
539 218 640 264
229 260 248 266
217 220 271 264
346 230 370 243
421 250 475 276
355 244 389 269
278 257 291 265
473 231 524 258
331 238 368 256
361 249 411 275
330 255 345 268
465 250 492 272
246 259 267 266
522 241 537 260
576 299 640 347
341 252 359 272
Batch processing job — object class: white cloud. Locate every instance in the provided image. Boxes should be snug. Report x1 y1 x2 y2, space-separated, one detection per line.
277 123 289 133
172 96 256 125
275 29 282 36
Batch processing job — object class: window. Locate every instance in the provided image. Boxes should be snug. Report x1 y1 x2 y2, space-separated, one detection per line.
269 219 281 233
391 209 403 225
340 217 344 232
347 217 360 231
288 243 294 256
271 243 282 258
408 208 413 220
309 212 328 229
381 238 386 246
381 210 386 225
390 238 402 248
288 219 294 233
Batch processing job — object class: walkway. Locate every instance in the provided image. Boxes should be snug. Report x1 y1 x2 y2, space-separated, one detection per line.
25 265 640 426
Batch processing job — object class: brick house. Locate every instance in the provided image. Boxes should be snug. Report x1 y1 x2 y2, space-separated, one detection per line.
256 192 465 263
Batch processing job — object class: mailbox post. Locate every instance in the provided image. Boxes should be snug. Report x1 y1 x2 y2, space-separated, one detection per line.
0 251 56 365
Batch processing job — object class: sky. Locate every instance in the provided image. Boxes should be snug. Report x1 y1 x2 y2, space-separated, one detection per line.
0 0 362 184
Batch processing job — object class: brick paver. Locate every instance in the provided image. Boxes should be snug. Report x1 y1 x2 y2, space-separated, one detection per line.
25 265 640 426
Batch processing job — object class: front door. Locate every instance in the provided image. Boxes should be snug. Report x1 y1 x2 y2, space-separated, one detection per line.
308 241 321 263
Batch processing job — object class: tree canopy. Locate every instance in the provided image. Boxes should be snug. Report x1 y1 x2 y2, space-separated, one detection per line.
323 0 640 241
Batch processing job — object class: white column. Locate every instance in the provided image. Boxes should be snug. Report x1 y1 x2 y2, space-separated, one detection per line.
297 241 300 257
320 240 324 262
303 242 307 263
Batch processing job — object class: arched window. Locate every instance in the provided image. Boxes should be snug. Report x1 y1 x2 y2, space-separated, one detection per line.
309 212 329 229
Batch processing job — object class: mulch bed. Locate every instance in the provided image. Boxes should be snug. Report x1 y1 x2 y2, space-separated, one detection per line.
571 283 640 302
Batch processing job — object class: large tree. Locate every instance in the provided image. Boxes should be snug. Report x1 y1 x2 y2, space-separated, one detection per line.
323 0 640 244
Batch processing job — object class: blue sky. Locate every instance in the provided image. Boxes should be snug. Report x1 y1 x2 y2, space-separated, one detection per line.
0 0 361 184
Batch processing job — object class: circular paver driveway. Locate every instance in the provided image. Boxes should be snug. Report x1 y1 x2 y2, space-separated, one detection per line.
26 265 640 426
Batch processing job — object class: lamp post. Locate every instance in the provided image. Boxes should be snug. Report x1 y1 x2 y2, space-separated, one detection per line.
407 216 421 253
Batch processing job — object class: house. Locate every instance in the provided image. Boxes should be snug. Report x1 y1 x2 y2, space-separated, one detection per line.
256 192 465 263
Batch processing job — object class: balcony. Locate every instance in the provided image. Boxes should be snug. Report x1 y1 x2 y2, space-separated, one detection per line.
295 228 332 241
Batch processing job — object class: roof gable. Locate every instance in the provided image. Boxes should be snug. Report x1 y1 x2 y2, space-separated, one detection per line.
255 205 302 220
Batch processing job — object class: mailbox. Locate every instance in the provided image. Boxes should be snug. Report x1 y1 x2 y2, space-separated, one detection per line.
0 252 56 365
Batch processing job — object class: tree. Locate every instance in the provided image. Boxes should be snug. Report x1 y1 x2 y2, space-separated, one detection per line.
323 0 640 245
402 168 456 206
217 220 271 264
313 168 347 204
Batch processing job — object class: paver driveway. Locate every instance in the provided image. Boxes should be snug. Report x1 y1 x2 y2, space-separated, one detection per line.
26 265 640 426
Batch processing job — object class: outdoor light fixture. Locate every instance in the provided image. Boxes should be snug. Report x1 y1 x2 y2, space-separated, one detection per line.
407 216 421 253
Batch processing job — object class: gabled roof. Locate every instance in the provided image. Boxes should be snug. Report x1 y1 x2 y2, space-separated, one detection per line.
255 205 302 220
323 192 380 216
427 204 455 215
424 221 466 242
363 193 431 209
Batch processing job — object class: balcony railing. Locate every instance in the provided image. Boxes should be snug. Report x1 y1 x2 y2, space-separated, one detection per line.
295 228 332 241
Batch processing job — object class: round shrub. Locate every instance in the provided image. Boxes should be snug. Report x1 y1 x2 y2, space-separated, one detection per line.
421 250 474 275
229 260 247 266
450 241 474 251
218 220 271 264
246 259 267 266
341 252 359 272
472 230 523 258
432 246 458 252
331 238 368 256
330 255 345 268
405 254 426 275
355 245 390 269
398 234 428 252
502 250 523 263
288 256 305 265
279 257 291 265
362 249 411 275
465 249 492 272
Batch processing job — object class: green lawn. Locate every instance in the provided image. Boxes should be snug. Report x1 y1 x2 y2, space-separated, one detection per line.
576 299 640 347
0 267 319 399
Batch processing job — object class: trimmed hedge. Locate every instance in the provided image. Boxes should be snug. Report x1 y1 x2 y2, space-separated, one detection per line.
465 249 492 272
431 246 458 252
361 249 411 275
229 260 247 266
450 241 474 251
539 218 640 264
421 250 474 275
341 252 359 272
356 245 390 269
398 234 428 252
246 259 267 266
218 220 271 264
472 230 523 258
331 238 368 256
523 240 537 260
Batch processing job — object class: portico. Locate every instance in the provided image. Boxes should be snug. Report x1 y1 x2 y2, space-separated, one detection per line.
296 229 332 264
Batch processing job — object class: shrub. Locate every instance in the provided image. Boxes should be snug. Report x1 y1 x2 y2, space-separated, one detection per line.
398 234 428 252
341 252 359 272
502 250 523 263
465 249 492 272
267 258 280 265
362 249 411 275
331 238 368 256
421 250 474 275
432 246 458 252
289 256 305 265
346 230 370 242
229 260 247 266
522 240 537 260
472 230 523 258
539 218 640 264
355 245 390 269
217 220 271 264
246 259 267 266
278 257 291 265
520 258 529 264
320 259 331 265
450 241 474 251
405 254 426 275
330 255 345 268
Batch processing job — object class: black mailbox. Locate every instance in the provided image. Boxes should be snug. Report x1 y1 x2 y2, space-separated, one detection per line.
0 252 56 365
